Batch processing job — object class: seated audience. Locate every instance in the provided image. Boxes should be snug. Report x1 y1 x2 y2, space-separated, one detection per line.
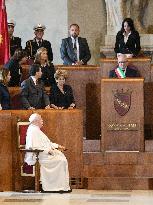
25 113 71 192
50 70 75 109
114 18 141 58
4 49 27 86
60 23 91 65
25 24 53 62
21 64 51 110
8 19 22 57
34 47 55 86
0 68 11 110
109 54 140 78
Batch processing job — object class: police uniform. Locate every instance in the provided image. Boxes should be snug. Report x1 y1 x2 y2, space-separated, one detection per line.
25 24 53 62
10 36 22 56
8 20 22 56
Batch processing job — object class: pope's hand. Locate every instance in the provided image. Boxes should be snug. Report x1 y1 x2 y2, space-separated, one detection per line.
48 150 54 155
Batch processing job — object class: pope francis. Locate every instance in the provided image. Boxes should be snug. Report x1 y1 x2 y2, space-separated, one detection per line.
24 113 71 192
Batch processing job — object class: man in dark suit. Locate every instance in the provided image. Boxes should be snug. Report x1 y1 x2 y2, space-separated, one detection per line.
21 64 51 110
109 54 140 78
60 24 91 65
8 19 22 56
25 24 53 62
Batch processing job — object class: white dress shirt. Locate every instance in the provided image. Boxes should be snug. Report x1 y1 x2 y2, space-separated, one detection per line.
123 32 131 44
31 76 37 85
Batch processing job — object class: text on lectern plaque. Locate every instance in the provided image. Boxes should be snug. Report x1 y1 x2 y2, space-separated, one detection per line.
107 123 138 131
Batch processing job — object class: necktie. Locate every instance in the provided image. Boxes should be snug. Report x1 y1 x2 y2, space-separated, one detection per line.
73 39 77 62
38 41 41 47
73 39 77 54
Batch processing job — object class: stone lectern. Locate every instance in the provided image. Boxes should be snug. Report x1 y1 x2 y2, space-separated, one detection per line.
101 78 144 151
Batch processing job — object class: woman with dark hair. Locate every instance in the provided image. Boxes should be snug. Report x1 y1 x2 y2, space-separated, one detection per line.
0 68 11 110
34 47 55 86
50 69 75 109
4 49 28 86
114 18 141 57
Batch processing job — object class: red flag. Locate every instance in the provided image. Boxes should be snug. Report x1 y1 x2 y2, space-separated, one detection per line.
0 0 9 65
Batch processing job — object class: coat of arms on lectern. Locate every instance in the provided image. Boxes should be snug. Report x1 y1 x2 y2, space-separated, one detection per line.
113 89 132 116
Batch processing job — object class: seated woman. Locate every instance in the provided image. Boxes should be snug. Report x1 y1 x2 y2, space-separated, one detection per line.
50 70 75 109
4 49 28 86
0 68 11 110
114 18 141 58
34 47 55 86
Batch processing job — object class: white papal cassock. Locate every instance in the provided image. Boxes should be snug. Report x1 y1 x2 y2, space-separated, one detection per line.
24 124 70 191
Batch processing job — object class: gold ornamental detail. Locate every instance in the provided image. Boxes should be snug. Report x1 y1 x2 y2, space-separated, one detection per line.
0 34 3 45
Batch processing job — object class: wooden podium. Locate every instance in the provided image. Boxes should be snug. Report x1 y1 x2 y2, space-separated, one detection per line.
101 78 144 151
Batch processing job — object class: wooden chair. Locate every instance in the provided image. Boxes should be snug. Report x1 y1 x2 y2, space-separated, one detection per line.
17 121 43 192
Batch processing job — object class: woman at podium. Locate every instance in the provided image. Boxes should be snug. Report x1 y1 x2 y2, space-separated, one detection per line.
114 18 141 58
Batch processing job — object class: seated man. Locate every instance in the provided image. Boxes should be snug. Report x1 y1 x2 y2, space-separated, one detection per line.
60 23 91 65
25 24 53 62
21 64 51 109
25 113 71 192
109 54 140 78
8 19 22 57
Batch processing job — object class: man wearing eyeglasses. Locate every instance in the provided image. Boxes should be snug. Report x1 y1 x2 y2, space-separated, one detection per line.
109 54 140 78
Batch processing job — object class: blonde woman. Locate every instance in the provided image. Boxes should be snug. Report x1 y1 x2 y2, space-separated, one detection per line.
35 47 55 86
50 70 75 109
0 68 11 110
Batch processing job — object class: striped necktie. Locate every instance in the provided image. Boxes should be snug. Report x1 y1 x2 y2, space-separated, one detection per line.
73 39 77 54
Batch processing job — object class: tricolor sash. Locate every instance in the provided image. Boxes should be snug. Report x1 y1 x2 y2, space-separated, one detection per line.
115 67 126 78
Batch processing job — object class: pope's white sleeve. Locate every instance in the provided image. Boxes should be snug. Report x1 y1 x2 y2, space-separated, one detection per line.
25 134 33 149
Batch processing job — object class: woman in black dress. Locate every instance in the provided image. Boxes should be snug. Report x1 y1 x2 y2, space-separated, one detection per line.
114 18 141 57
4 49 28 86
0 68 11 110
34 47 55 86
50 70 75 109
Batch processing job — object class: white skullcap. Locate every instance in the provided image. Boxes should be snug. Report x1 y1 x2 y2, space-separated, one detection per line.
29 113 39 123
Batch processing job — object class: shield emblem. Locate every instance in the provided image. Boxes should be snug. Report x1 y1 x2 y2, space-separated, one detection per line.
114 90 132 116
